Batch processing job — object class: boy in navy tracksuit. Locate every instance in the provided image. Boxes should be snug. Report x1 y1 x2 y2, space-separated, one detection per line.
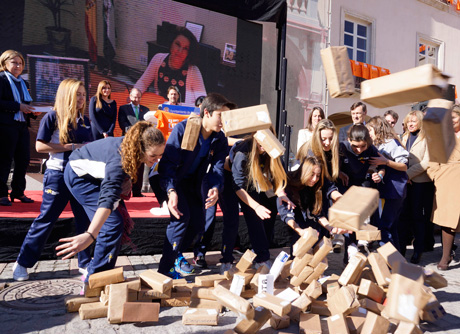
338 124 385 262
157 93 233 277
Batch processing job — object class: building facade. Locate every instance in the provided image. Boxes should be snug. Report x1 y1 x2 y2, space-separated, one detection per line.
286 0 460 149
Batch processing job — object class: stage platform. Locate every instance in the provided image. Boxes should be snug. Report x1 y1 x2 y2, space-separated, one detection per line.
0 191 292 262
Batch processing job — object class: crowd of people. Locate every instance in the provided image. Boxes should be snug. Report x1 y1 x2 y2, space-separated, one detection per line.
1 49 459 286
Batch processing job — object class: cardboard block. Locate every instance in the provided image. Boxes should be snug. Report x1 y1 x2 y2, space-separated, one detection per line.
221 105 271 136
359 298 384 315
288 293 312 321
310 300 331 316
320 46 356 98
107 283 128 324
291 252 313 277
329 186 379 231
368 252 392 287
376 242 406 269
78 302 108 320
360 64 449 108
358 278 385 303
339 252 367 286
270 312 290 329
327 313 350 334
305 280 323 300
121 302 160 322
299 313 322 334
181 115 202 151
423 268 448 289
309 237 333 268
65 296 99 313
195 274 227 287
189 297 223 312
88 267 124 290
328 285 360 316
394 321 423 334
212 284 254 320
234 306 271 334
360 311 390 334
254 129 285 159
182 308 219 326
139 270 173 293
253 292 291 317
385 261 425 324
292 227 318 258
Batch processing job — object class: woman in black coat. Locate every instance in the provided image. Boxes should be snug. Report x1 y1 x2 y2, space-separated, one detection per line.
0 50 37 206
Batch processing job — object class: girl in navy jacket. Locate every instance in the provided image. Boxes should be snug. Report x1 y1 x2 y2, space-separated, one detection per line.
367 116 408 250
89 80 117 139
56 122 165 282
229 130 292 268
277 156 348 249
13 79 93 281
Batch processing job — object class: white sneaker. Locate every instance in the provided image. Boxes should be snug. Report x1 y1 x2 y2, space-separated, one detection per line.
219 262 233 275
254 260 272 270
12 262 29 281
347 244 359 262
150 201 169 216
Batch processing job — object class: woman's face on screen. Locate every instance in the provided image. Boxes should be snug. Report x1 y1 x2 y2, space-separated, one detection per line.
169 35 190 70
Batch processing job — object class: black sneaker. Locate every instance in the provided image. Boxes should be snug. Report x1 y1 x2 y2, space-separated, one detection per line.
193 256 208 269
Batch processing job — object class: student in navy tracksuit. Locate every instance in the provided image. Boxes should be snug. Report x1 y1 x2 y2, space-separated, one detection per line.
229 129 292 268
157 93 232 278
12 79 93 281
277 156 348 250
367 116 408 250
56 122 165 282
338 124 385 262
89 80 117 139
193 136 241 274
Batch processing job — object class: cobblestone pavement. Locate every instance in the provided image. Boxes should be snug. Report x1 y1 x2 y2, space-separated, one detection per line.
1 235 460 334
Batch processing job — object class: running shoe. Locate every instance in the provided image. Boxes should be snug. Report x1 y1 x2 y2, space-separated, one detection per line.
174 253 195 274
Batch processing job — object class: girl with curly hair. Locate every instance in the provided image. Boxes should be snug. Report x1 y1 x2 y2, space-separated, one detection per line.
56 121 165 282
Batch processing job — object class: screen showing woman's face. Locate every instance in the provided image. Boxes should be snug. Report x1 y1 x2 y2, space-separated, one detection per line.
169 35 190 70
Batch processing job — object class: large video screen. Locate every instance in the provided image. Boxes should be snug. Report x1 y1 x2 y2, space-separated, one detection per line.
7 0 262 110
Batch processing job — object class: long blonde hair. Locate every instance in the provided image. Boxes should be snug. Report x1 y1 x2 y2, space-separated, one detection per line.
297 119 339 181
288 156 323 215
120 121 165 182
54 79 86 144
95 80 111 109
247 129 287 194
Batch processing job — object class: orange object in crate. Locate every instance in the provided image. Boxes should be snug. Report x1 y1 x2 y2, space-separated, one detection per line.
370 65 380 79
379 67 390 76
350 60 363 77
361 63 370 79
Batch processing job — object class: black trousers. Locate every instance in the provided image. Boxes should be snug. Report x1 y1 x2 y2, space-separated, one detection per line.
0 122 30 198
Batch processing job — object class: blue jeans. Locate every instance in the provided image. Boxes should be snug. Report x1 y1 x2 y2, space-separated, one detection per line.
379 198 405 250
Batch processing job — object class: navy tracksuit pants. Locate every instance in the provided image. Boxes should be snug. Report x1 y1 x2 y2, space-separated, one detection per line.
238 191 277 263
158 178 206 274
17 168 91 268
194 170 240 264
64 165 124 281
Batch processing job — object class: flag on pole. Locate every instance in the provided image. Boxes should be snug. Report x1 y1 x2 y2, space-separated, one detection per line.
85 0 97 63
103 0 116 72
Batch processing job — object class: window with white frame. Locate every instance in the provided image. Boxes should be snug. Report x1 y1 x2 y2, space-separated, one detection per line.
418 38 441 67
343 16 371 63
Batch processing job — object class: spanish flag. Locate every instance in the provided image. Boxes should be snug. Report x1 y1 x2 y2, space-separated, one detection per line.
85 0 97 63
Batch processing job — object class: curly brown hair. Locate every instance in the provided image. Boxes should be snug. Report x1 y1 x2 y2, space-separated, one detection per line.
120 121 165 182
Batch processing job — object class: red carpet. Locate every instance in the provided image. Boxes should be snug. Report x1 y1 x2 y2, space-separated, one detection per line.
0 191 224 219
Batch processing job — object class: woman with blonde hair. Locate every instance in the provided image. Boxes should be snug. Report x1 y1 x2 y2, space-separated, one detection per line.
0 50 38 206
56 121 165 283
398 110 434 264
89 80 117 139
366 116 409 250
229 129 291 268
12 79 93 281
277 156 348 250
297 106 325 152
297 119 343 249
